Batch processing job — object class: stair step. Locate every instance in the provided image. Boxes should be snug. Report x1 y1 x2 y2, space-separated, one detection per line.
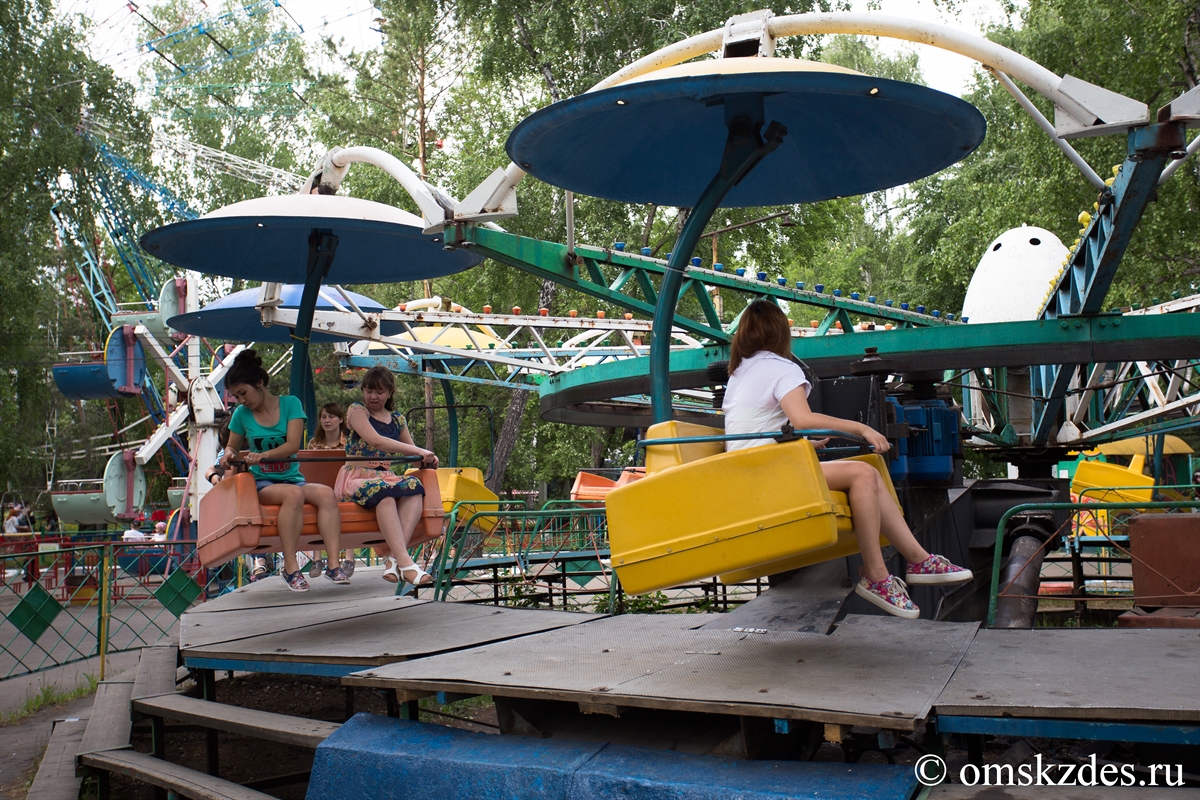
133 693 340 749
78 749 274 800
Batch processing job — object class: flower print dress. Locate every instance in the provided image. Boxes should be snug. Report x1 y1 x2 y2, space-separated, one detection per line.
333 403 425 508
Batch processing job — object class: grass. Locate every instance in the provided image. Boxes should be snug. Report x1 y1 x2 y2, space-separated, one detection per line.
1 672 99 727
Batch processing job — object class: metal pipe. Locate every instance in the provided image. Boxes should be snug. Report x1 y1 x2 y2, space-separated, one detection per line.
1158 133 1200 185
565 190 575 256
993 534 1046 628
990 69 1106 191
987 499 1200 625
328 146 447 227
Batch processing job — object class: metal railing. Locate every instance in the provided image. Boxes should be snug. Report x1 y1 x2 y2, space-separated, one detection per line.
987 498 1200 626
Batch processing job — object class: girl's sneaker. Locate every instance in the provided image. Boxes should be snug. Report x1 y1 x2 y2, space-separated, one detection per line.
282 569 310 592
308 558 325 579
906 554 973 585
855 574 919 619
340 559 356 578
324 566 351 585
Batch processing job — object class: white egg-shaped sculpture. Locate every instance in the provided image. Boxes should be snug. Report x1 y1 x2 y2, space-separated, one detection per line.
961 226 1069 323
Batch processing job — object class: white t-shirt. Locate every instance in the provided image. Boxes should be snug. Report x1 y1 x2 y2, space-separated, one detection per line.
122 528 147 542
721 351 810 452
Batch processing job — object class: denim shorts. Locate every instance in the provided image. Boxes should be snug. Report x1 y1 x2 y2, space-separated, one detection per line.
256 479 307 492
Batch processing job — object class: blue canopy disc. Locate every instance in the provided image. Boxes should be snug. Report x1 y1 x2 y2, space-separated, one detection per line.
166 285 402 343
506 58 986 208
140 194 482 283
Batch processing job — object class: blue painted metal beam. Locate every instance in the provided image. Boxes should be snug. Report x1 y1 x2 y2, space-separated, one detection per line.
1030 121 1187 444
308 715 918 800
184 656 359 677
936 715 1200 745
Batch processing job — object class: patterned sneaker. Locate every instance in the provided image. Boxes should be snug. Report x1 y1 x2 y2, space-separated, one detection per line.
282 569 310 592
906 554 974 585
308 558 325 579
855 574 919 619
324 566 351 585
340 559 356 578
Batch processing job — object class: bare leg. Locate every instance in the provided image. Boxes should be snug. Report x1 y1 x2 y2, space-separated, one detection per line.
876 474 930 565
374 498 416 567
303 484 342 557
397 494 424 546
821 461 929 582
257 484 305 574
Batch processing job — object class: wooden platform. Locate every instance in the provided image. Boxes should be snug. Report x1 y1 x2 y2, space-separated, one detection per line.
346 614 978 731
934 628 1200 722
180 567 601 676
180 570 1200 735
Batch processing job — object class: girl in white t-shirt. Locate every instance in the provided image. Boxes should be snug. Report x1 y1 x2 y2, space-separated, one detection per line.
722 300 971 618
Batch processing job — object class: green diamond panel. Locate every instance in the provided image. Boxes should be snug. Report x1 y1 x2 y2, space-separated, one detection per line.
8 581 64 644
564 558 603 588
153 569 202 618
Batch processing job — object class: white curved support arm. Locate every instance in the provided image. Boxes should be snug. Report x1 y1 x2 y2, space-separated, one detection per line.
328 146 450 229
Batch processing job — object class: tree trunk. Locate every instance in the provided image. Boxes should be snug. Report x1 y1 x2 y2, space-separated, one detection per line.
487 390 530 493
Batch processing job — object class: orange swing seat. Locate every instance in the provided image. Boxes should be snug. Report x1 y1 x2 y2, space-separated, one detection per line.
196 450 444 568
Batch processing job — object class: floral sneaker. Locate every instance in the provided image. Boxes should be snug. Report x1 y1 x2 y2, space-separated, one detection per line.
855 574 919 619
906 554 974 585
282 569 310 592
324 565 351 585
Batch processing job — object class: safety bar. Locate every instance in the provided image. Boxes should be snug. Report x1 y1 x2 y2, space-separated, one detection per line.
987 499 1200 626
638 429 873 453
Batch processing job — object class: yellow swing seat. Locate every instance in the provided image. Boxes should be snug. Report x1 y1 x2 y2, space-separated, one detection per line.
606 421 896 595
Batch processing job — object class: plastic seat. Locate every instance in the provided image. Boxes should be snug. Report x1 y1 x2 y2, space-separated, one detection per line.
606 421 895 594
196 455 444 568
436 467 501 533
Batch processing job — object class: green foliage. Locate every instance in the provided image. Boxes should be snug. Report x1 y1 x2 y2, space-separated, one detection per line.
0 0 146 497
900 0 1200 313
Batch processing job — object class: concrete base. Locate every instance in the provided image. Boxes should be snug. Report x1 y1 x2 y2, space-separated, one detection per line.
307 715 917 800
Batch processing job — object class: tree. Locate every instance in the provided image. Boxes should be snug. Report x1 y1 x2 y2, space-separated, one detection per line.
900 0 1199 314
0 0 145 497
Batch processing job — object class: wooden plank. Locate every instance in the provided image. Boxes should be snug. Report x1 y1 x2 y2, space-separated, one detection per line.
27 717 87 800
343 614 978 731
186 603 600 667
701 561 850 634
76 681 134 766
188 566 425 614
935 628 1200 722
131 645 178 700
132 694 340 749
181 595 424 649
79 750 274 800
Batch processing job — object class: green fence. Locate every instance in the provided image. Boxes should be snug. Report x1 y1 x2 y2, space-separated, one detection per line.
0 539 232 680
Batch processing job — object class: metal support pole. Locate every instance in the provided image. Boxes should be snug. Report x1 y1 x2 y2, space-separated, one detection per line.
98 545 112 680
649 100 786 422
289 230 339 437
440 379 458 468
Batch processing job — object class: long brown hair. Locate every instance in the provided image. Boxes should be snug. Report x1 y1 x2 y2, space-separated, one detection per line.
360 366 396 411
309 402 346 446
729 300 793 375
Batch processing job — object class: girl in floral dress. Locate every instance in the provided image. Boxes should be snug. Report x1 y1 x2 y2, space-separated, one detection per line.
335 367 439 584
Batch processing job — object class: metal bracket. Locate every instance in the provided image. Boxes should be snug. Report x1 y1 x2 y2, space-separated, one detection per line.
722 10 775 58
1054 75 1149 139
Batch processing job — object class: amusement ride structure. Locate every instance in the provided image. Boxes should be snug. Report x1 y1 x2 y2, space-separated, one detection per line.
23 8 1200 800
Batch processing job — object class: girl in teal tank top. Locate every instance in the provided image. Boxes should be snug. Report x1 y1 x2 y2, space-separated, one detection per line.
219 350 348 593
